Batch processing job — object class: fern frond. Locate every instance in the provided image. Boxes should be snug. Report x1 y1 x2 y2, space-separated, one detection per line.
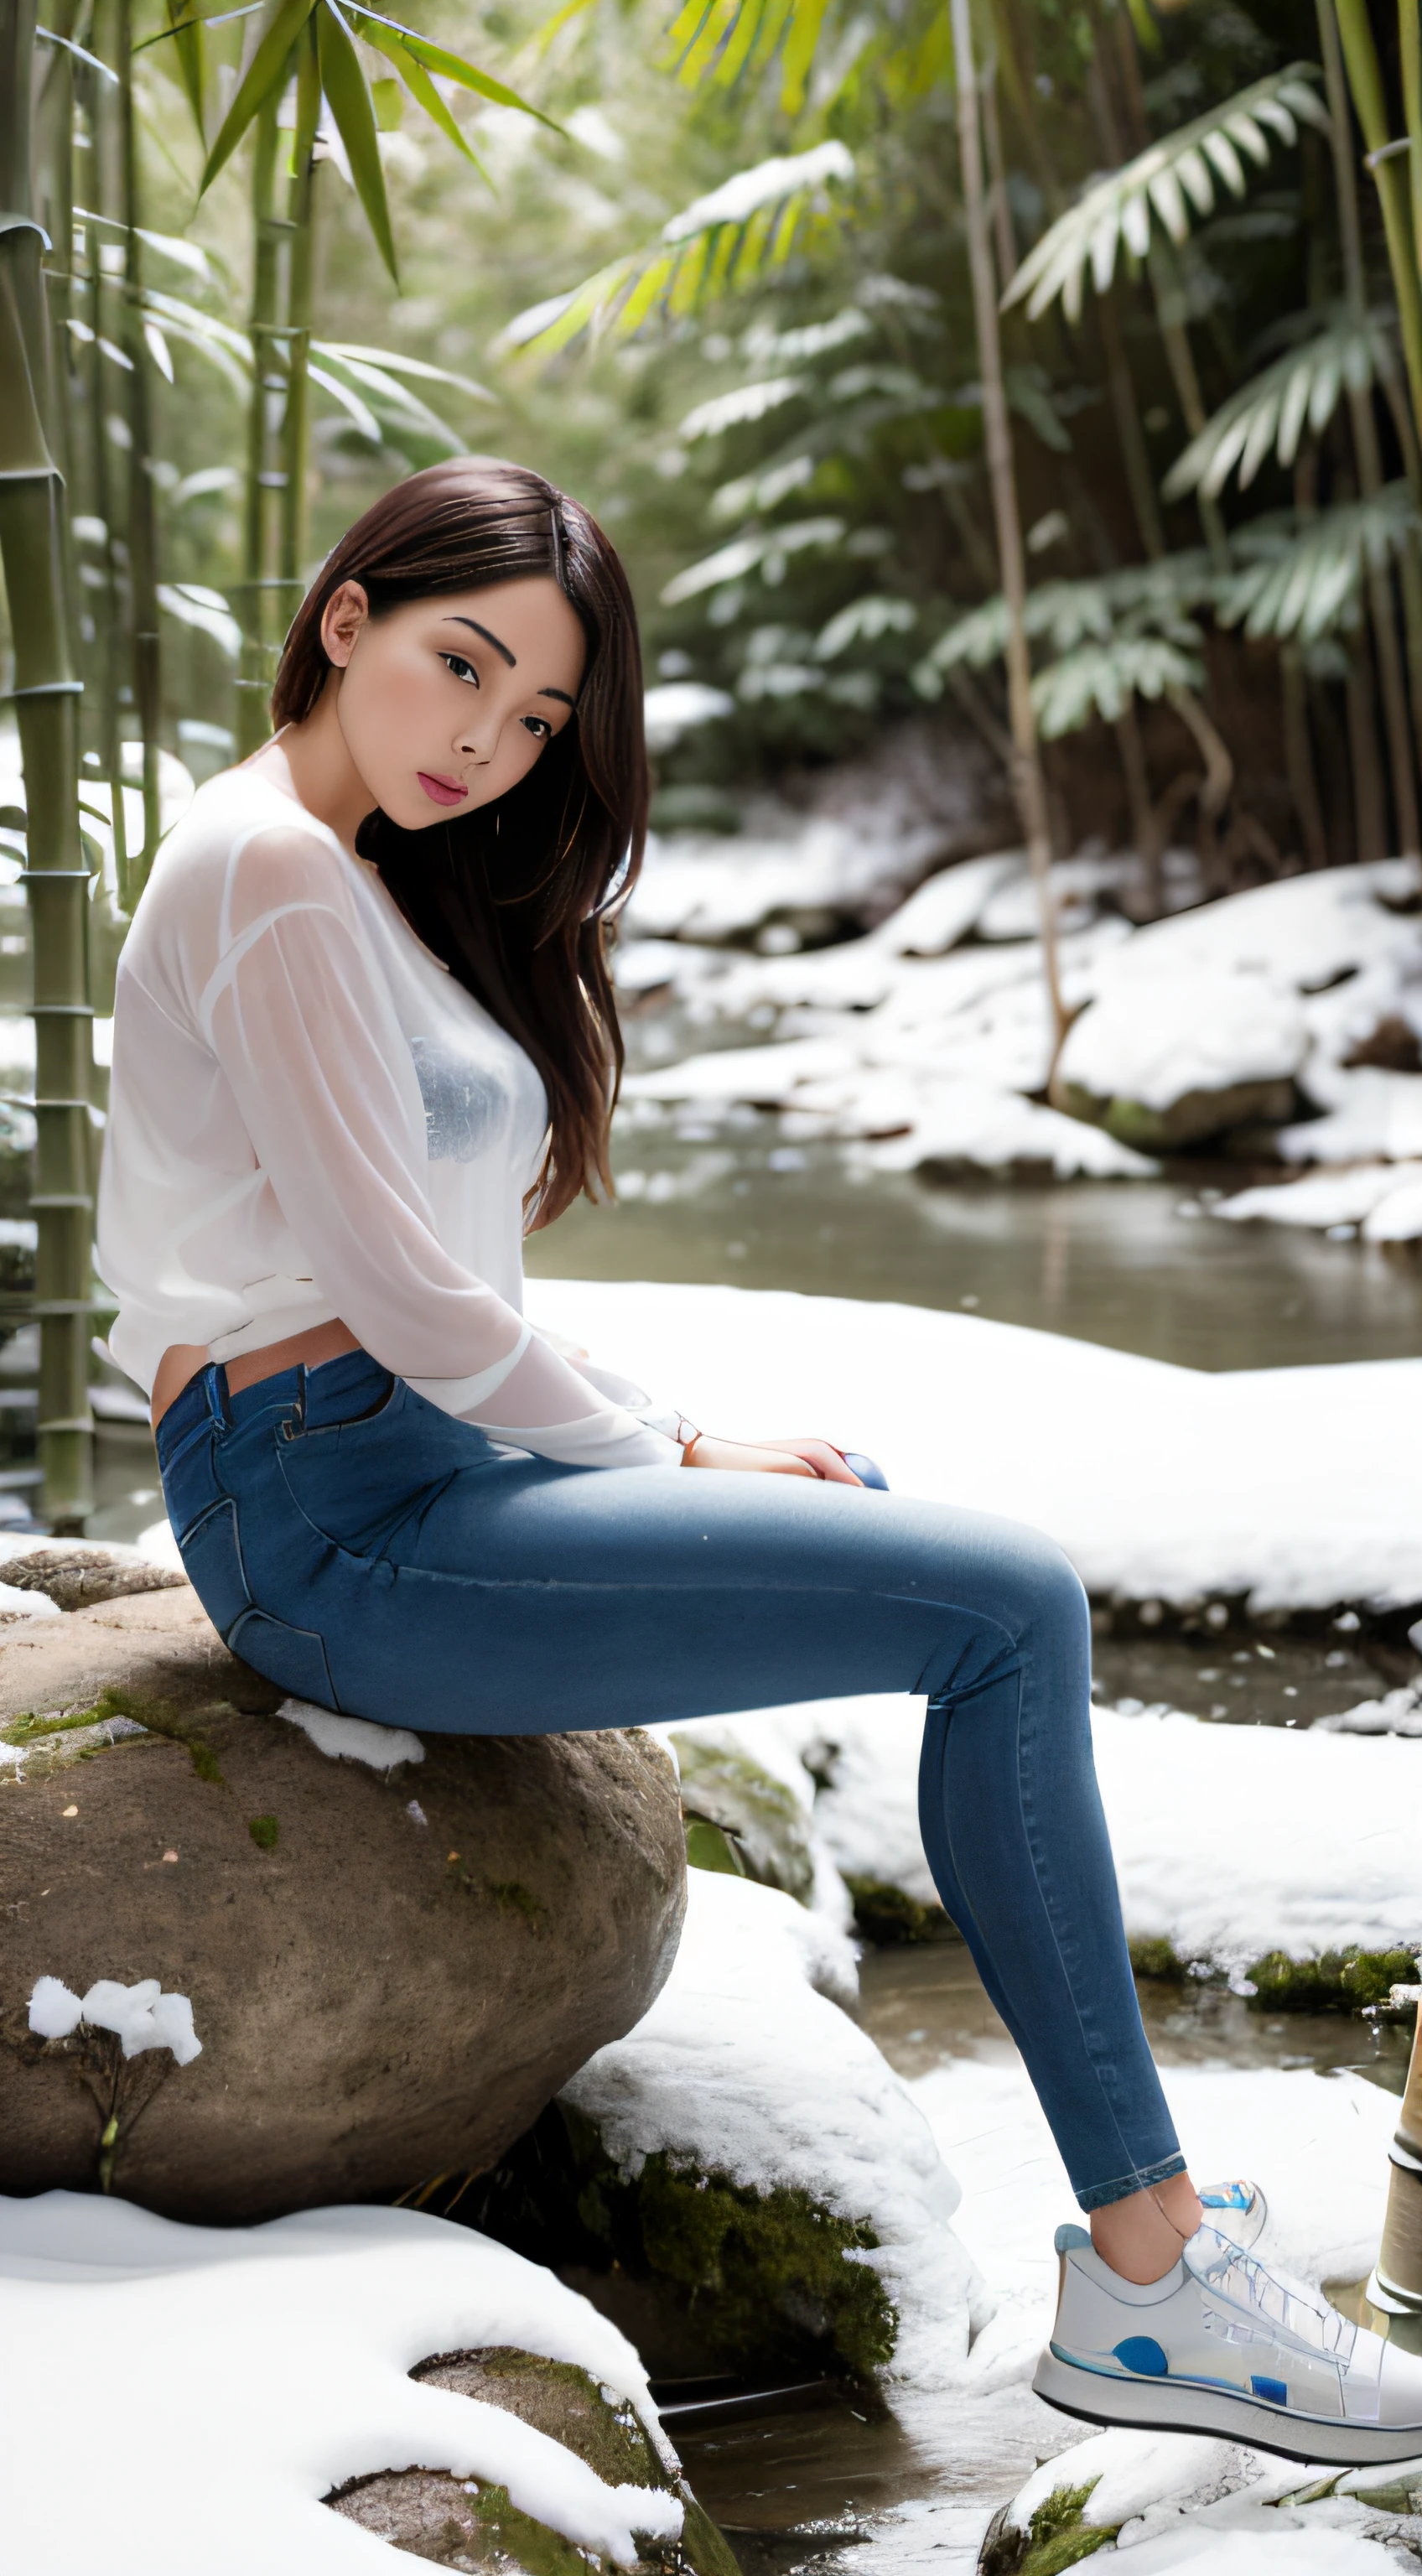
496 142 854 358
1030 636 1206 735
660 517 846 603
912 553 1216 688
1002 65 1328 323
1215 485 1421 642
1163 306 1395 499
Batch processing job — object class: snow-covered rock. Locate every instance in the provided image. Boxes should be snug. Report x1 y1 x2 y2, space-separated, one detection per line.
562 1868 989 2389
525 1280 1422 1615
0 2193 703 2575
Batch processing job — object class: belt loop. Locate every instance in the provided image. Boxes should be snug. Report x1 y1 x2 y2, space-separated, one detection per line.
203 1361 233 1433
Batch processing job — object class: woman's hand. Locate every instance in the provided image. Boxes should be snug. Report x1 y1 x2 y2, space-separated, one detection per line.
682 1435 863 1483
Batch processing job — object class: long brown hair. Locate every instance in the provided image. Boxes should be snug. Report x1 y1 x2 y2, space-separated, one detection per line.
271 457 648 1228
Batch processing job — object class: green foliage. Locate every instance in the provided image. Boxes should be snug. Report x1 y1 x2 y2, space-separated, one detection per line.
1032 634 1205 735
1164 306 1399 500
247 1812 280 1848
1245 1945 1421 2013
496 141 855 357
1003 65 1330 323
1217 485 1422 642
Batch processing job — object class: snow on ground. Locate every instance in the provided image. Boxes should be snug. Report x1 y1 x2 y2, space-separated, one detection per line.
665 1692 1422 1976
562 1867 989 2389
0 2195 682 2576
614 846 1422 1190
525 1278 1422 1613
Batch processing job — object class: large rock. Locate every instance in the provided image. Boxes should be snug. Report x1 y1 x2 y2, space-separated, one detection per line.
0 1583 686 2224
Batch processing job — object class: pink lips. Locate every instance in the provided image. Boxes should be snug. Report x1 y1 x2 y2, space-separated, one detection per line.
418 771 468 808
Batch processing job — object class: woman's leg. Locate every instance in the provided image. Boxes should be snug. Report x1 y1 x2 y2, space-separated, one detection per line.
157 1352 1185 2225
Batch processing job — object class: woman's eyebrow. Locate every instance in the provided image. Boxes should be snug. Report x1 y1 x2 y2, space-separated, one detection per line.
540 688 576 708
445 615 516 667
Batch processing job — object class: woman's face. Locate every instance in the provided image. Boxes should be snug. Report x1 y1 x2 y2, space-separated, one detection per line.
320 575 588 830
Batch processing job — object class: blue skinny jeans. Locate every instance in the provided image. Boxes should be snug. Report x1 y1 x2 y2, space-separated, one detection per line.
155 1347 1185 2213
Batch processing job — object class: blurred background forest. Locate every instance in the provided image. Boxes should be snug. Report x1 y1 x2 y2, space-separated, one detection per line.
4 0 1422 1529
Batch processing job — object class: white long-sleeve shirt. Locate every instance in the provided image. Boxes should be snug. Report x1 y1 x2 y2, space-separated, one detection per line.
97 764 680 1469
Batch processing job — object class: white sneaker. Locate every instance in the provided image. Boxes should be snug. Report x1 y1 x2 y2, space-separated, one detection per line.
1035 2217 1422 2464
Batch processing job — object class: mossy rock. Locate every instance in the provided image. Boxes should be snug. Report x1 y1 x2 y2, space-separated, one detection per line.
672 1734 816 1906
1245 1945 1421 2015
1061 1076 1297 1154
326 2345 740 2576
844 1874 954 1945
0 1589 686 2222
978 2480 1117 2575
449 2100 896 2383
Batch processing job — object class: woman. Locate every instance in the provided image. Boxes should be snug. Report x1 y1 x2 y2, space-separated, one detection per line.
98 456 1422 2464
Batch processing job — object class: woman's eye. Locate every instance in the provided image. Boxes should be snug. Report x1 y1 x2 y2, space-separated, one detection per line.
441 653 479 685
522 715 553 741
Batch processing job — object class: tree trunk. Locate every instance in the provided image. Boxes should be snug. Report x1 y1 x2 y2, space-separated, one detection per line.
0 0 94 1531
950 0 1068 1081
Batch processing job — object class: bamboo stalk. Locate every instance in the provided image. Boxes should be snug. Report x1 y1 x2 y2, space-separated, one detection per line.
1318 0 1422 858
0 0 94 1532
279 17 320 601
951 0 1068 1072
1330 0 1422 444
236 95 282 756
117 0 161 888
86 213 131 910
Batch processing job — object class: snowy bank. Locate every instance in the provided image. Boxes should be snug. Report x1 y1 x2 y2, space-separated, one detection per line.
0 2195 688 2576
664 1692 1422 1980
614 847 1422 1178
526 1279 1422 1615
562 1867 987 2390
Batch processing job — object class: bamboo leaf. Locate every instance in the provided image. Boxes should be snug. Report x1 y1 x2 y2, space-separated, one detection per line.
200 0 314 191
316 338 493 399
343 3 559 126
168 0 206 137
356 21 485 175
1215 484 1420 641
1004 64 1328 319
317 0 398 283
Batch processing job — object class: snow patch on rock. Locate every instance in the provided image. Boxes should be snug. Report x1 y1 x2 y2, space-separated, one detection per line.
277 1698 425 1772
28 1973 202 2063
0 2194 681 2574
562 1869 989 2389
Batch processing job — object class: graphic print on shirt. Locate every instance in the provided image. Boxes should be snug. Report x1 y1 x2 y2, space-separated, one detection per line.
410 1036 506 1164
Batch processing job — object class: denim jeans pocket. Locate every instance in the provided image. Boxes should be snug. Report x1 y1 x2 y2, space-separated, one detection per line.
178 1495 252 1639
227 1606 337 1707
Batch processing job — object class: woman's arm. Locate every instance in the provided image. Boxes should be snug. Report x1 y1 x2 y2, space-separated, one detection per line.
202 828 679 1469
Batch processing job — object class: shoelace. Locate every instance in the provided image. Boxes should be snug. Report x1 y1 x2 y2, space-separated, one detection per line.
1185 2225 1357 2364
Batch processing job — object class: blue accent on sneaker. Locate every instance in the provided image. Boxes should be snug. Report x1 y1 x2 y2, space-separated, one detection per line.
1201 2185 1250 2210
1251 2375 1289 2406
1055 2224 1092 2253
1113 2337 1170 2378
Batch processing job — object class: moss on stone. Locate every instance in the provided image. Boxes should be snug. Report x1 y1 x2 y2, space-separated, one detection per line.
248 1814 279 1851
1129 1935 1191 1983
682 1816 746 1878
330 2346 743 2576
844 1874 952 1945
672 1736 816 1905
1246 1945 1421 2014
981 2480 1117 2576
453 2101 898 2382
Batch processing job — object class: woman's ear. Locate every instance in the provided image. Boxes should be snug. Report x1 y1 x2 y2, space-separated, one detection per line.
320 580 370 669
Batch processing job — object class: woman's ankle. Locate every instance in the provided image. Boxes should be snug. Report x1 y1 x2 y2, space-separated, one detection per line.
1090 2173 1204 2285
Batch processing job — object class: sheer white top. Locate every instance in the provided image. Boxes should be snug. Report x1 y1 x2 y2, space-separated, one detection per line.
96 765 681 1469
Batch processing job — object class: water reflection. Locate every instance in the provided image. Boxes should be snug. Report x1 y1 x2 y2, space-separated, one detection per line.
528 1137 1422 1374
